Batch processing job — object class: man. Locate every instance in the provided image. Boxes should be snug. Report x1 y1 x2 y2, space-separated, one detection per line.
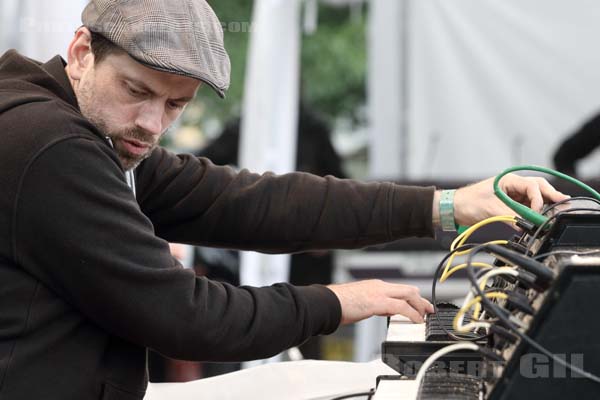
0 1 566 399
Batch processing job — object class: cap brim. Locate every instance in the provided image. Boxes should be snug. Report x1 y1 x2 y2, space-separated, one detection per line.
132 56 226 99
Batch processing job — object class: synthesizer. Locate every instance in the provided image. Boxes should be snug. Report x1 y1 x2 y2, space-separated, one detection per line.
374 198 600 400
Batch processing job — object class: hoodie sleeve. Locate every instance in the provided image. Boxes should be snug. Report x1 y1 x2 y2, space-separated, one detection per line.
14 136 341 361
135 148 435 253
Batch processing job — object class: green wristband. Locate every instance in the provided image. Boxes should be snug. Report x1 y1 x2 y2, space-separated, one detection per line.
440 189 457 232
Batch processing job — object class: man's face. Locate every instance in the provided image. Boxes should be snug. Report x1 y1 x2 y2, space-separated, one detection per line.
75 52 200 170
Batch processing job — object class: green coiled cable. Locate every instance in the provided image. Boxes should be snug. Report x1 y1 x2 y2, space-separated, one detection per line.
493 165 600 226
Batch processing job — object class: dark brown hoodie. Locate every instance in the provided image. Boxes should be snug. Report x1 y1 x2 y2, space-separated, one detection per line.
0 50 434 400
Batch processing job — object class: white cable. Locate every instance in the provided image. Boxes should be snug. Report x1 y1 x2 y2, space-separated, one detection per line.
461 267 517 310
414 343 480 389
458 321 492 333
476 267 519 291
457 267 519 331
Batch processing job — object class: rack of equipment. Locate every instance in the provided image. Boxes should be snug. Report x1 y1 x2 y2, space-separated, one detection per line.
375 166 600 400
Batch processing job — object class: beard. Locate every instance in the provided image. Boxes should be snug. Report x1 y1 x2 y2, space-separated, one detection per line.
94 122 157 171
76 77 158 171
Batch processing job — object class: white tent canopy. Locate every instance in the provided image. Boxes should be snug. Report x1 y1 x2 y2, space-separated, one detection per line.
369 0 600 180
0 0 86 60
238 0 302 367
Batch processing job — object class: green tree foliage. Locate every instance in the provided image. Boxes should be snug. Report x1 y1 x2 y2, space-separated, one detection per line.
197 1 367 125
301 5 366 124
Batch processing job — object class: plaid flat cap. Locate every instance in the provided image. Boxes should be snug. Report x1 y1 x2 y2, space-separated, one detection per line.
82 0 231 98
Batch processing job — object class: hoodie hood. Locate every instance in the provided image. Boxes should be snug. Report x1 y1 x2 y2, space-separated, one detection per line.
0 50 79 114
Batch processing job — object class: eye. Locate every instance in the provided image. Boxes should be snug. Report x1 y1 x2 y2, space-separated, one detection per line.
167 101 185 111
124 82 146 98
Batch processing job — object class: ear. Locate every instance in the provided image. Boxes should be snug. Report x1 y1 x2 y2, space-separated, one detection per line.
66 27 94 81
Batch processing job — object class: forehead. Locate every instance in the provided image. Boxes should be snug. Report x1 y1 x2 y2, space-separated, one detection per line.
98 52 201 99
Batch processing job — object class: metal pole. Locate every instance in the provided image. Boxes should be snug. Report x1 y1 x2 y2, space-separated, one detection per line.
239 0 302 368
367 0 410 180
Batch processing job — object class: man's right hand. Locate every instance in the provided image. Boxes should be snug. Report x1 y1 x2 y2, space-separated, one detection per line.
327 280 434 325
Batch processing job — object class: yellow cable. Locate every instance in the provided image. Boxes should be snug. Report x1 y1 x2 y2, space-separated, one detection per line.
451 216 516 251
453 292 508 331
441 239 509 282
439 262 495 283
441 215 516 281
473 267 518 318
452 240 509 257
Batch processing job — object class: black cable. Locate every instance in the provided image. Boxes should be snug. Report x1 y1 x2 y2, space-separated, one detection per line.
465 245 600 384
475 266 494 279
523 198 600 254
523 205 600 304
524 207 600 256
328 389 375 400
514 197 600 249
431 244 487 341
541 196 600 215
533 248 600 260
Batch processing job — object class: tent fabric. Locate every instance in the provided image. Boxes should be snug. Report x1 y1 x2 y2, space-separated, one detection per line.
407 0 600 178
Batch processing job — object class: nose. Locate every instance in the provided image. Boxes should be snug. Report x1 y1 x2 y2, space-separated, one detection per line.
135 102 164 137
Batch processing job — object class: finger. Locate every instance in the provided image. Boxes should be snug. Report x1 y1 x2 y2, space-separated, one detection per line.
385 299 424 323
499 174 533 209
533 177 570 203
382 284 431 318
406 296 428 317
423 298 434 314
386 284 422 303
525 180 544 212
411 297 435 315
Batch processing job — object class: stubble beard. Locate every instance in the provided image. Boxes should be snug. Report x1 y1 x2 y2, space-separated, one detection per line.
77 80 158 171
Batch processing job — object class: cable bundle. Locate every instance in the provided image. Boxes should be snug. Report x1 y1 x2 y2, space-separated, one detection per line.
418 165 600 398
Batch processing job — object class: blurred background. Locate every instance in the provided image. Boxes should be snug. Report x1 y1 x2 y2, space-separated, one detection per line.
4 0 600 381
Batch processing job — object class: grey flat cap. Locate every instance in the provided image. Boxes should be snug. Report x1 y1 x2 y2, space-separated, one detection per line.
82 0 231 98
